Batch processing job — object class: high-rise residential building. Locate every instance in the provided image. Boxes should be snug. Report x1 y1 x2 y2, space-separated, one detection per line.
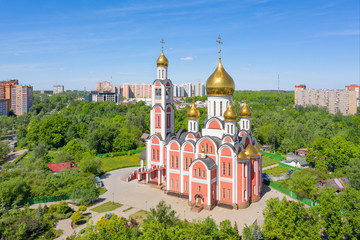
11 85 33 116
345 84 360 107
0 99 10 116
294 85 357 115
0 79 18 101
122 83 152 99
96 81 113 91
173 82 205 97
53 85 64 94
91 92 121 104
194 82 206 96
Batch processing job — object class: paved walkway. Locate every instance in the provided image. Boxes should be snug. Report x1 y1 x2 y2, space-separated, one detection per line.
262 164 279 170
32 167 296 239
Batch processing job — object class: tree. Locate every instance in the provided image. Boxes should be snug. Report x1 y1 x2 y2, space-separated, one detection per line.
113 129 136 152
288 169 319 200
71 211 82 223
144 200 179 229
78 205 87 212
57 200 70 214
71 185 99 205
262 197 320 240
33 142 48 159
63 139 84 159
242 224 263 240
78 155 102 175
347 158 360 190
0 141 10 161
0 177 30 205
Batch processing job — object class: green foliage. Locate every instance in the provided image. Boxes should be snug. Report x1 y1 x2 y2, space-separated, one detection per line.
63 139 84 159
0 177 30 205
78 155 102 175
33 142 48 159
242 224 263 240
78 205 87 212
71 211 82 223
143 200 179 229
347 158 360 190
57 200 70 214
0 141 10 161
90 202 123 213
263 197 321 240
70 185 99 205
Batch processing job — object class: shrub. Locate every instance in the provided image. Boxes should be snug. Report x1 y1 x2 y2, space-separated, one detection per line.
71 211 82 223
48 204 58 213
57 200 70 214
78 205 87 212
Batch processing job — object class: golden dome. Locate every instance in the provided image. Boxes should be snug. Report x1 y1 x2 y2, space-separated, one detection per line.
157 52 168 67
187 103 200 119
223 104 237 121
254 144 263 156
239 101 252 118
245 144 258 157
206 61 235 96
237 151 249 160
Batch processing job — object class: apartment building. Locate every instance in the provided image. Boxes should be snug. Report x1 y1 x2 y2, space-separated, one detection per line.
53 85 64 94
295 85 357 115
95 81 113 91
92 92 121 104
11 85 33 116
345 84 360 107
0 99 10 116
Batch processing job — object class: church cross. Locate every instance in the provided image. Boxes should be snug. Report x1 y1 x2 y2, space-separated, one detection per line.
216 35 223 60
160 39 165 52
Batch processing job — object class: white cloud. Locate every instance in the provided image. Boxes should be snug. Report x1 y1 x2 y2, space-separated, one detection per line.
180 56 193 61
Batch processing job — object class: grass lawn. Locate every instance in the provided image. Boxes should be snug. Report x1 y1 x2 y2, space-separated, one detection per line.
262 155 281 168
100 153 141 173
129 210 149 224
90 202 123 213
98 187 107 195
264 166 289 176
275 179 292 189
123 207 134 212
73 214 92 229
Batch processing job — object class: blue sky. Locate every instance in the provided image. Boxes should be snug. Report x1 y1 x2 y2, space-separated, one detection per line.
0 0 359 90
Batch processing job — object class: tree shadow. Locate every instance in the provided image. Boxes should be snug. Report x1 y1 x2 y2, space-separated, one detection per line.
76 220 87 225
100 173 111 179
260 183 272 198
83 212 92 216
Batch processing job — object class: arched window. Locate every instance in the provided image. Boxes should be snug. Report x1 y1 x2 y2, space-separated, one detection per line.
198 186 201 192
222 162 225 175
176 156 178 168
153 149 155 160
157 150 159 160
242 121 245 129
210 146 213 153
222 188 225 198
157 116 160 128
246 121 249 129
162 69 164 78
202 170 205 177
228 189 231 199
231 125 234 134
228 163 231 176
206 144 208 152
185 157 188 170
198 168 201 176
194 169 196 176
171 179 174 189
214 101 216 115
171 156 174 168
220 101 222 116
185 181 188 191
176 180 178 189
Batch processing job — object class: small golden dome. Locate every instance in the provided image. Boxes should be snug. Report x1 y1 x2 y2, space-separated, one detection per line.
206 61 235 96
157 52 168 67
245 144 258 157
237 151 249 160
223 104 237 121
254 144 263 156
187 104 200 119
239 101 252 118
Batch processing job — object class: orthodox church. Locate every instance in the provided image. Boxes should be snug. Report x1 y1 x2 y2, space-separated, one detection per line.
136 38 262 210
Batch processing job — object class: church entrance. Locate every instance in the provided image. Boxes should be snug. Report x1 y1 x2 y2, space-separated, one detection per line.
195 194 203 206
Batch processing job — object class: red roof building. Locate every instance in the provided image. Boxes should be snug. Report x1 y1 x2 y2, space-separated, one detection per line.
47 162 77 172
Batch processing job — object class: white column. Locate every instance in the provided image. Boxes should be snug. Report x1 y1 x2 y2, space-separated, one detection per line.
207 169 211 206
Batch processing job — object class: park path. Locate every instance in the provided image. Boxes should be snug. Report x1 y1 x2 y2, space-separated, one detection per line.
262 164 279 170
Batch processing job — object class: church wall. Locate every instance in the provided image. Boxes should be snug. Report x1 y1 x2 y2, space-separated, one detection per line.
169 172 180 192
219 181 233 203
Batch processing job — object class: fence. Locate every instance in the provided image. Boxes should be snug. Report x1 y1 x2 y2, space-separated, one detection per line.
264 181 317 206
262 152 286 160
17 194 71 206
278 161 297 170
96 148 145 158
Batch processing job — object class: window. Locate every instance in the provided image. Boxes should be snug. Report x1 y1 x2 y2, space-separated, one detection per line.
185 157 188 170
194 169 196 176
212 186 215 200
222 162 225 175
244 190 247 201
176 180 178 190
155 89 161 100
162 69 164 78
253 185 256 195
228 189 231 199
210 146 213 153
198 168 201 177
153 149 155 160
214 101 216 115
157 150 159 160
176 156 178 168
254 162 256 173
242 121 244 129
171 156 174 168
167 115 170 128
245 163 248 178
222 188 225 198
231 125 234 134
246 121 249 129
228 163 231 176
202 170 205 177
198 186 201 192
227 125 229 133
157 116 160 127
185 181 188 191
171 179 174 189
220 101 222 116
206 144 208 152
